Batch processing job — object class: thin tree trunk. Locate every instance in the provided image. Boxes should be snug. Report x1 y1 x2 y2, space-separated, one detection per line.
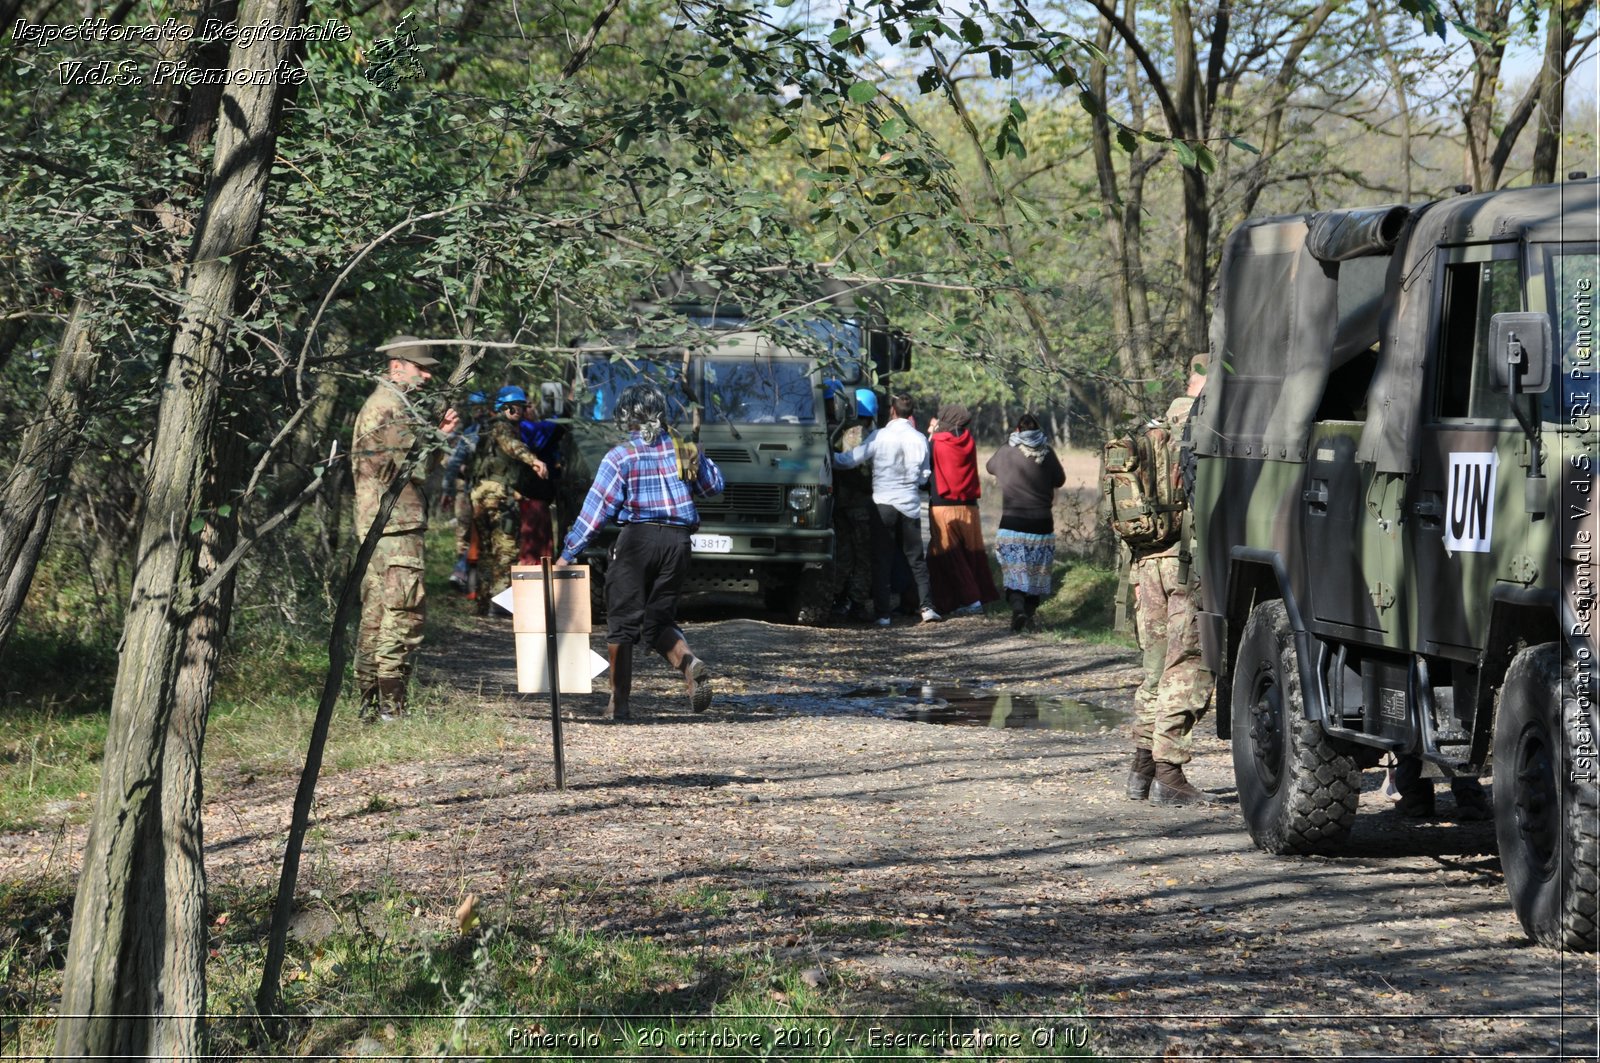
151 446 240 1058
1531 0 1593 184
930 47 1104 428
1089 14 1145 406
1367 0 1414 201
0 0 225 659
54 0 304 1055
0 303 98 656
255 464 416 1023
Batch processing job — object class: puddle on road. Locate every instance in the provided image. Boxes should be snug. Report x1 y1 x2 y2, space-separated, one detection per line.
842 681 1124 732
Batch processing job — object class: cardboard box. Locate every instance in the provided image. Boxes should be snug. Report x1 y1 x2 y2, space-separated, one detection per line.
510 565 592 633
515 632 598 694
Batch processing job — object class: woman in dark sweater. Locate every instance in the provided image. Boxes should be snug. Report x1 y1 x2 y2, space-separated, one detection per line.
985 413 1067 632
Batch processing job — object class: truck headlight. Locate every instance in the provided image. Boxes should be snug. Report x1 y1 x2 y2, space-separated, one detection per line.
787 486 815 511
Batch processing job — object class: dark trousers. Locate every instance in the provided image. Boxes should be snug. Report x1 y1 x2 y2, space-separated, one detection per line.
518 498 555 564
606 522 691 647
872 503 932 617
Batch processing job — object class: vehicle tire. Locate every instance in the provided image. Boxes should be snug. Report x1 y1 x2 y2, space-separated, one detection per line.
1232 599 1360 854
788 563 836 626
1493 643 1599 951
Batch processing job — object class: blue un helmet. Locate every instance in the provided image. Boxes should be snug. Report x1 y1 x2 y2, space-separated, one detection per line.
468 391 488 407
854 388 879 419
495 385 528 411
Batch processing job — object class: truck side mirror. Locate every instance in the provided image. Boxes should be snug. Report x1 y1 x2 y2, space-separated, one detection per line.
539 381 566 418
1488 312 1552 395
868 330 912 376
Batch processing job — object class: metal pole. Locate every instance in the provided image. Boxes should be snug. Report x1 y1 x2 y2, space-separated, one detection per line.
542 555 566 790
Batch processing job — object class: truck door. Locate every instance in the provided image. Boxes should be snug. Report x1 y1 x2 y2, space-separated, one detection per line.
1407 242 1524 657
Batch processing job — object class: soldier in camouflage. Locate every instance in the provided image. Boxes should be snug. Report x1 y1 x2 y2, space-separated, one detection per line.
1128 361 1220 806
352 337 458 720
469 385 550 615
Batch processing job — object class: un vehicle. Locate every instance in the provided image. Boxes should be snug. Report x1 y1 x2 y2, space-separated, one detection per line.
1192 178 1599 949
558 304 908 623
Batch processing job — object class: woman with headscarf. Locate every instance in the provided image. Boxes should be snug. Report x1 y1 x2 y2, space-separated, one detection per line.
926 403 998 616
985 413 1067 632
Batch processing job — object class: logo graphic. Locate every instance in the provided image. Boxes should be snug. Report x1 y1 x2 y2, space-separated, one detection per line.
1444 451 1498 553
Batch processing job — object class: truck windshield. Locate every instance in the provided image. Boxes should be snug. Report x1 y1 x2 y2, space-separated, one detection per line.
1544 246 1598 426
702 358 817 424
580 356 690 423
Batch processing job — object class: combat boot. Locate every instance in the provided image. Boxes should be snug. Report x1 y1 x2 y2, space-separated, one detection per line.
1126 747 1156 800
376 676 408 721
1150 761 1220 806
606 643 633 721
358 681 381 723
654 628 712 713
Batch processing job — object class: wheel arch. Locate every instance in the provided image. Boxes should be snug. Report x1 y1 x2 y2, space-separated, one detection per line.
1473 588 1563 768
1217 548 1324 739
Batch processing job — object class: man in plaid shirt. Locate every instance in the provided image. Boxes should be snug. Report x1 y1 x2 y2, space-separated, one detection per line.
557 383 724 719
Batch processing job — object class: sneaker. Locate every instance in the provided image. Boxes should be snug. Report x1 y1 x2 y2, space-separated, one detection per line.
874 616 892 627
959 600 984 616
920 607 943 623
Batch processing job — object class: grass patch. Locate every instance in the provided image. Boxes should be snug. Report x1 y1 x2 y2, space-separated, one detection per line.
810 918 906 941
0 524 508 831
1033 560 1132 645
2 877 1094 1060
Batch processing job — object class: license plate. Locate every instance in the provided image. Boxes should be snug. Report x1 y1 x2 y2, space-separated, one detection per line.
691 533 733 553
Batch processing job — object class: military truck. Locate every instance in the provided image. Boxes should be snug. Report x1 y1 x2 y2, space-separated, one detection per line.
556 307 908 624
1191 178 1598 949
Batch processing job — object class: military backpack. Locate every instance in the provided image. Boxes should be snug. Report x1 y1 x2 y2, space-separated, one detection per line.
1102 420 1185 548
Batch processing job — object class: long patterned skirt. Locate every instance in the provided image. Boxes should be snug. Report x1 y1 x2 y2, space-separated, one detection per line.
993 529 1055 597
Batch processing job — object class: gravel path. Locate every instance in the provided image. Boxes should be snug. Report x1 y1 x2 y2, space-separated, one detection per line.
4 602 1595 1059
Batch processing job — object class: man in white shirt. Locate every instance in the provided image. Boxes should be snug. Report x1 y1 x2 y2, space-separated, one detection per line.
833 393 942 626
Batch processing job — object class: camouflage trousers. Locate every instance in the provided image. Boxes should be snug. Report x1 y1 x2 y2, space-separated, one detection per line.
832 505 874 609
1131 554 1214 765
471 480 519 606
452 478 473 559
356 531 426 687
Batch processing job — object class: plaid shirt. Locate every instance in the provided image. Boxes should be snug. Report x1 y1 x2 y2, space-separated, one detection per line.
559 433 725 562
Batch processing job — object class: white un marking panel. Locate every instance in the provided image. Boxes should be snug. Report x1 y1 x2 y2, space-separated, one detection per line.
1444 451 1498 553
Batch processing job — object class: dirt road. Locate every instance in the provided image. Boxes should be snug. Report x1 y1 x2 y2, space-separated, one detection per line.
4 605 1595 1059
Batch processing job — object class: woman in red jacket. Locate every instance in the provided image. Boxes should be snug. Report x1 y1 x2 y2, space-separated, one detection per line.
926 404 999 616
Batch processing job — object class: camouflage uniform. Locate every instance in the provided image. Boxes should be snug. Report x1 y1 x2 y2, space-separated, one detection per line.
470 417 547 612
831 420 874 613
352 381 431 706
1131 394 1213 765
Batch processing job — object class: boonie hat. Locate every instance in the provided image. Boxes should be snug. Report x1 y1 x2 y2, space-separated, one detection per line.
384 335 441 368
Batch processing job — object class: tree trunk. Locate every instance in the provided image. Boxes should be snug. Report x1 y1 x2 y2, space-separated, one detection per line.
54 0 304 1055
0 0 228 659
0 303 98 656
1531 0 1593 184
151 449 240 1057
1089 12 1152 414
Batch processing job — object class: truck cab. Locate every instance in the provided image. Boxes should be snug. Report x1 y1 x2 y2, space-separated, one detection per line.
558 310 907 623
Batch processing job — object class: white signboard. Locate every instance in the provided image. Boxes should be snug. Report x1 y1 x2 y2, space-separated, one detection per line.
1444 451 1498 553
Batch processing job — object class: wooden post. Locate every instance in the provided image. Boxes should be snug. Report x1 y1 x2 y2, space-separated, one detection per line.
541 555 567 790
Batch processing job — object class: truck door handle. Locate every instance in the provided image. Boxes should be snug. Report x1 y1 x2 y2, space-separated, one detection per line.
1302 481 1329 513
1413 492 1443 528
